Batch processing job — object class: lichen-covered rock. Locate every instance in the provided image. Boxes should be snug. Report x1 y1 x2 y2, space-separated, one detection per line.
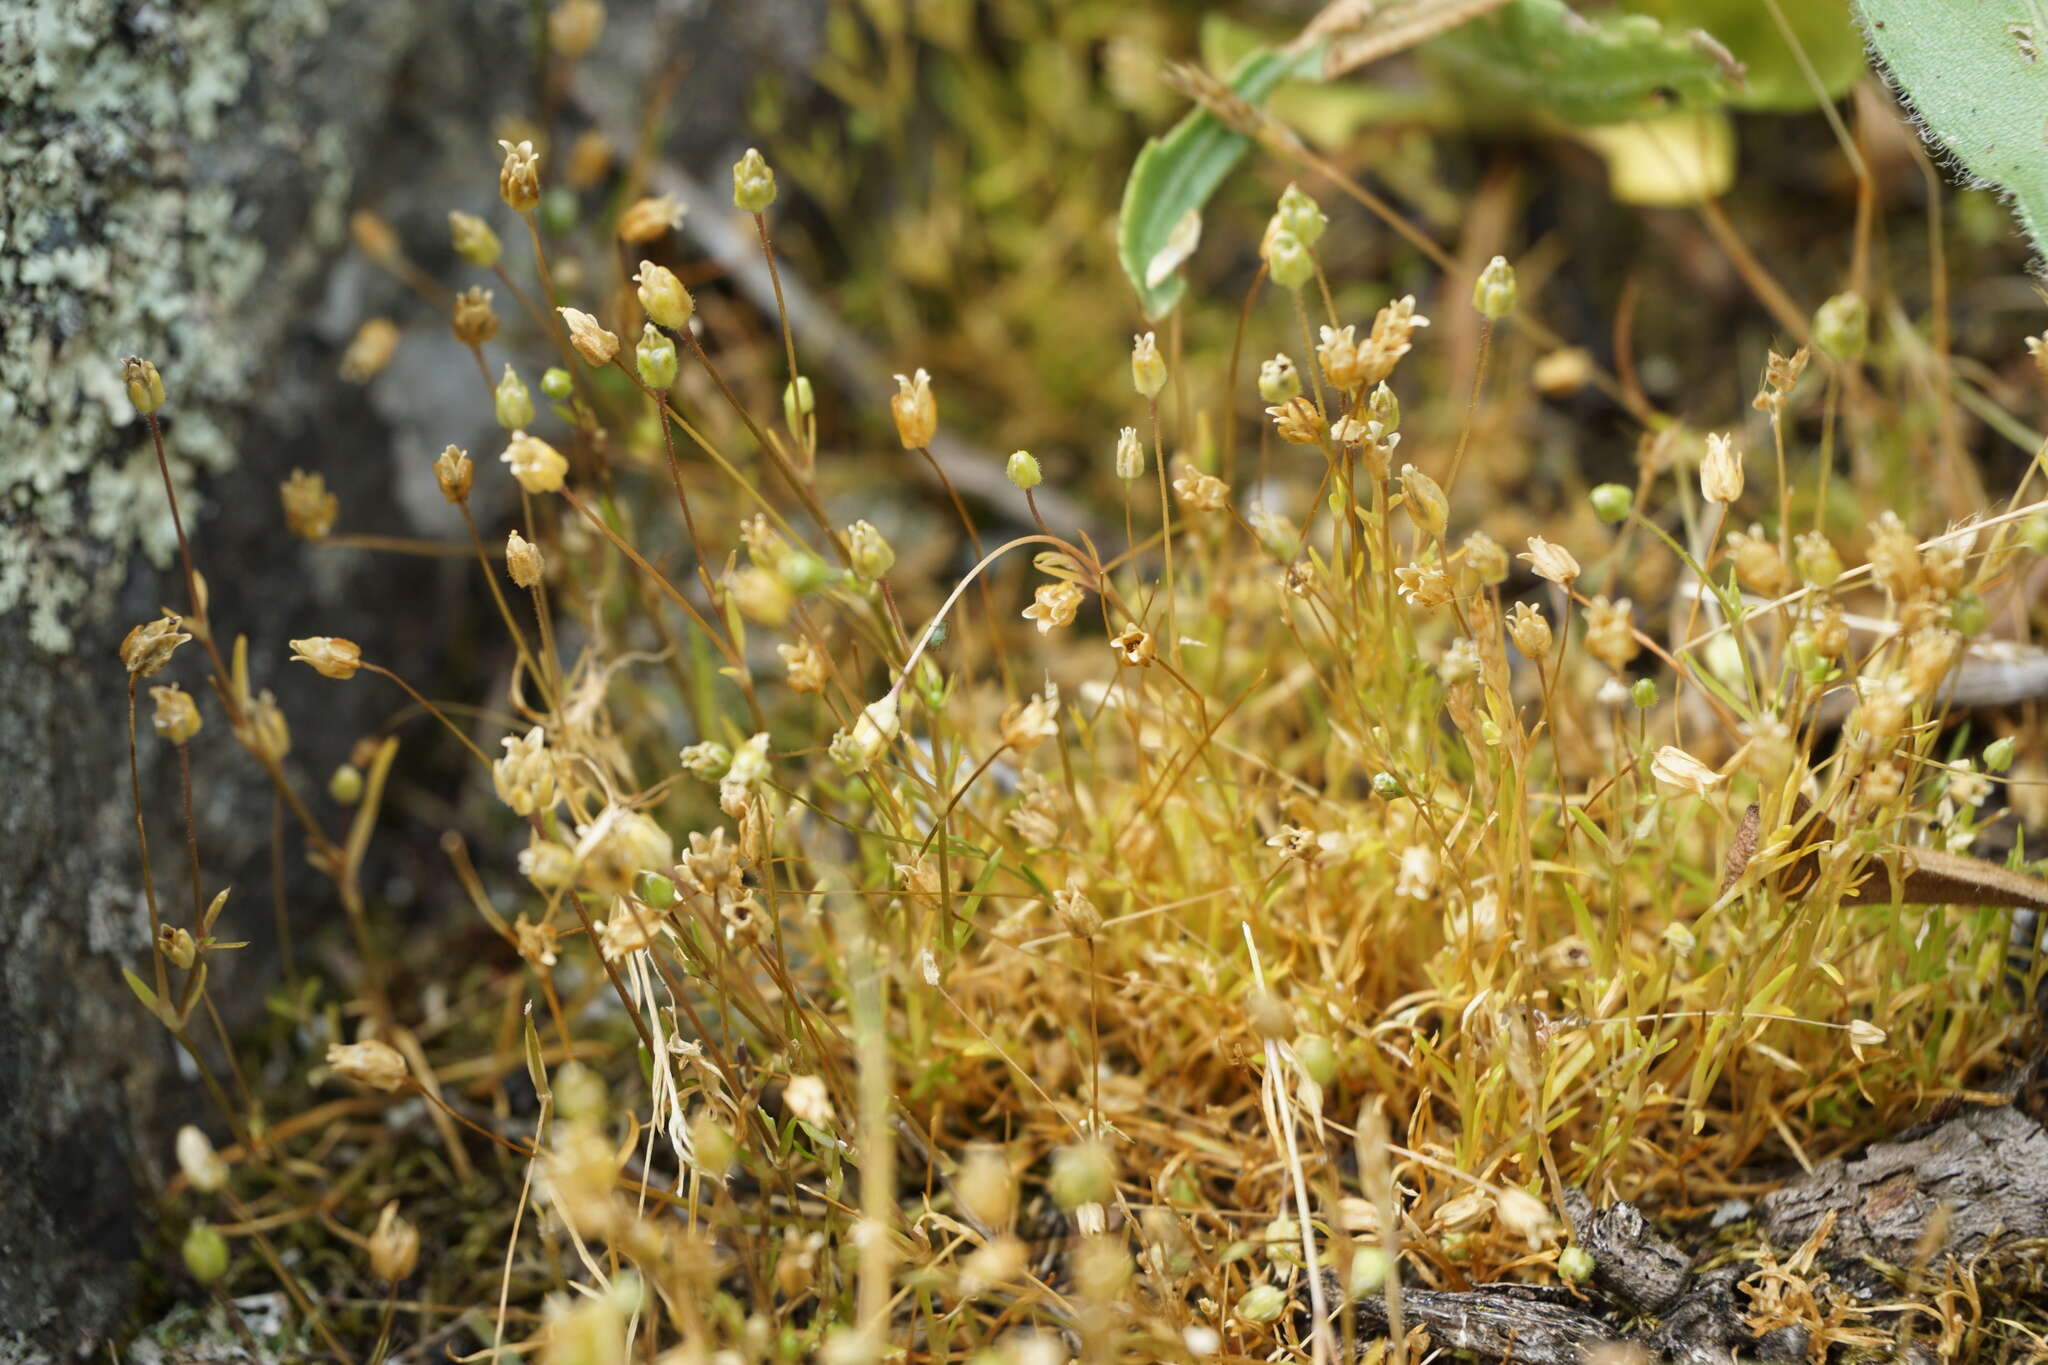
0 2 820 1355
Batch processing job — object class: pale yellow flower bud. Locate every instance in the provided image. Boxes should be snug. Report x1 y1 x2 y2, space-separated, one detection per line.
999 685 1059 754
448 210 501 267
784 1075 833 1129
1700 432 1744 504
1463 530 1508 586
280 469 338 540
634 261 694 329
121 617 190 677
451 286 498 346
1131 331 1167 399
732 147 776 213
1506 602 1552 659
559 307 620 366
846 520 895 579
1399 464 1447 540
1519 536 1580 585
547 0 604 58
829 694 901 773
890 369 937 449
493 726 557 815
150 684 202 744
1258 354 1300 404
326 1039 409 1092
176 1125 228 1193
617 194 685 243
497 139 540 213
1114 426 1144 481
501 431 567 494
1650 745 1722 797
290 636 363 681
1022 581 1084 634
1267 396 1325 445
339 318 399 383
1472 255 1517 319
506 530 545 588
727 565 793 625
368 1201 420 1283
122 356 166 414
434 444 474 504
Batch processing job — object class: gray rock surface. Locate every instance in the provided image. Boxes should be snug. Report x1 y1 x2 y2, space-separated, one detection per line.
0 2 820 1356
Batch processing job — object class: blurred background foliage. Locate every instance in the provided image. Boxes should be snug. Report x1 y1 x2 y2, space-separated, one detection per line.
726 0 2043 557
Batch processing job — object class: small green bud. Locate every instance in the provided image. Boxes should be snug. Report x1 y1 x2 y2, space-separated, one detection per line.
1950 592 1988 637
1266 228 1315 291
1371 772 1403 799
1347 1246 1393 1297
1293 1034 1337 1087
1986 736 2018 772
182 1222 229 1284
1235 1284 1288 1324
636 324 678 391
1276 183 1327 247
540 366 573 401
637 870 678 909
1006 450 1042 491
2024 512 2048 555
1258 354 1300 405
1630 677 1658 709
1558 1245 1595 1283
495 365 535 430
1050 1142 1115 1211
732 147 776 213
1814 291 1869 363
328 763 364 806
777 550 829 596
1472 255 1517 319
447 211 502 268
1590 482 1633 523
783 376 814 434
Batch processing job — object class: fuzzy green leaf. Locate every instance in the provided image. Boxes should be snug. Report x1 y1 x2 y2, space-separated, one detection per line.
1857 0 2048 258
1425 0 1738 125
1116 43 1326 320
1623 0 1863 110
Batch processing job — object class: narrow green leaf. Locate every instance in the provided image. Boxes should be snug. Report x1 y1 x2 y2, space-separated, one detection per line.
123 968 161 1014
1857 0 2048 258
1116 43 1327 320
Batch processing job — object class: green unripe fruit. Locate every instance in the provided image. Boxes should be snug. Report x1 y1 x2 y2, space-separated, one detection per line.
183 1222 229 1284
1590 483 1633 523
1294 1034 1338 1087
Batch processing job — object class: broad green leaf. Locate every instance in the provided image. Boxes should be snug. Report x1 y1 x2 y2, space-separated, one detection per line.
1624 0 1863 110
1116 42 1326 319
1425 0 1737 125
1857 0 2048 258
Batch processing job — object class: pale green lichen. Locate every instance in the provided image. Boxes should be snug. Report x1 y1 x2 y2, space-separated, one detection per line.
0 0 346 651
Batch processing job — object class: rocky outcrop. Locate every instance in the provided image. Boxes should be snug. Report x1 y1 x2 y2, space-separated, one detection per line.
0 2 819 1355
